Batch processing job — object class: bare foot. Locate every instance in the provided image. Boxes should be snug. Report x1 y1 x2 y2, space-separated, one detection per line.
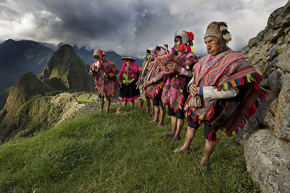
201 157 209 168
156 123 164 128
171 137 181 144
172 148 186 153
150 119 158 123
164 132 174 139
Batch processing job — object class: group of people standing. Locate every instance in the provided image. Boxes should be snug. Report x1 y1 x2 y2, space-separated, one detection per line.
89 21 267 167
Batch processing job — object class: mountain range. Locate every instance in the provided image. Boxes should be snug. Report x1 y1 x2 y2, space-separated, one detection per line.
0 44 98 141
0 39 143 92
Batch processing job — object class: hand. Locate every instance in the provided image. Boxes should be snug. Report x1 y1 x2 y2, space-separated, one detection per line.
167 62 181 73
109 73 115 78
189 84 200 96
125 82 130 86
143 80 153 88
104 73 109 79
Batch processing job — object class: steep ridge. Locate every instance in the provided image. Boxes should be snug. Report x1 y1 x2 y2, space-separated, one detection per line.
0 39 54 91
0 72 55 141
237 1 290 192
41 44 94 92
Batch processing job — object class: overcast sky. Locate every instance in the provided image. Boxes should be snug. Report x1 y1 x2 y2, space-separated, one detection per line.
0 0 288 57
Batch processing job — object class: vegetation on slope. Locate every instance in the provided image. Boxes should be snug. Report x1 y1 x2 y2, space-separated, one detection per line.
0 105 259 192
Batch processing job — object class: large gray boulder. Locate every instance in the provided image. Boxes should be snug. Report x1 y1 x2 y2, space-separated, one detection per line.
244 130 290 193
275 73 290 140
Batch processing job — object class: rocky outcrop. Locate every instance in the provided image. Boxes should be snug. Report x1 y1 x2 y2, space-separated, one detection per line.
244 130 290 193
42 44 94 92
238 1 290 192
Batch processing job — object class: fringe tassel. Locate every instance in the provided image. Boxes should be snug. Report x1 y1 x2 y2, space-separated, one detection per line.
222 88 267 136
217 72 262 91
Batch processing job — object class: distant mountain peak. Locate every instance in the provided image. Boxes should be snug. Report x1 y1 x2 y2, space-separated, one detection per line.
42 44 94 92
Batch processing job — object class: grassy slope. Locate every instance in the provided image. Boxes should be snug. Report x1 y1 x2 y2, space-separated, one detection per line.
0 105 259 193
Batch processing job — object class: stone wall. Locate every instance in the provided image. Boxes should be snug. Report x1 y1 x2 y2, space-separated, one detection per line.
237 1 290 192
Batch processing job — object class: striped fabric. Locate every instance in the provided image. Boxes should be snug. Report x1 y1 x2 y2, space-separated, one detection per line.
184 48 267 136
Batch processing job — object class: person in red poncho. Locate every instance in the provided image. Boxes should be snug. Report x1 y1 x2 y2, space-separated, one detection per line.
137 47 155 114
142 44 169 128
89 49 119 112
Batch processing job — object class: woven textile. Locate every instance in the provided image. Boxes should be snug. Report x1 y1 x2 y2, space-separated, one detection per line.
157 52 197 112
90 60 119 97
184 48 267 136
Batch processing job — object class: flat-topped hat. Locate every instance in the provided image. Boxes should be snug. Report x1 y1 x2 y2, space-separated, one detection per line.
121 56 136 61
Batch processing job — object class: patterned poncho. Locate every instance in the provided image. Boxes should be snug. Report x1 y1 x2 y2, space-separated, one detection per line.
90 60 119 97
184 48 267 136
153 52 198 112
139 55 153 79
144 59 166 99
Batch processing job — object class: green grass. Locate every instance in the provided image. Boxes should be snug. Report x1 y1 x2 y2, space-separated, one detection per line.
0 105 259 193
76 97 95 103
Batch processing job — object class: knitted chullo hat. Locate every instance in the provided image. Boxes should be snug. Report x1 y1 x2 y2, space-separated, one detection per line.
158 44 167 51
174 30 195 53
204 21 232 44
93 49 106 60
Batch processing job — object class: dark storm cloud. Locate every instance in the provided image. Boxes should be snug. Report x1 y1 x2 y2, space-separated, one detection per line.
0 0 288 56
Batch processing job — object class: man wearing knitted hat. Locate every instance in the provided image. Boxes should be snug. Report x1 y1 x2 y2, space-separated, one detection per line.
143 30 198 142
89 49 119 112
173 21 267 168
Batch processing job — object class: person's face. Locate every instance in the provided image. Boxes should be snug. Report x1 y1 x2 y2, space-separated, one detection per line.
94 55 101 61
204 36 221 56
174 37 182 52
156 49 161 56
126 60 132 66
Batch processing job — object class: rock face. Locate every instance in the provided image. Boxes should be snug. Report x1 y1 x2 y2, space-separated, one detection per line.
42 44 94 92
244 130 290 193
238 1 290 192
